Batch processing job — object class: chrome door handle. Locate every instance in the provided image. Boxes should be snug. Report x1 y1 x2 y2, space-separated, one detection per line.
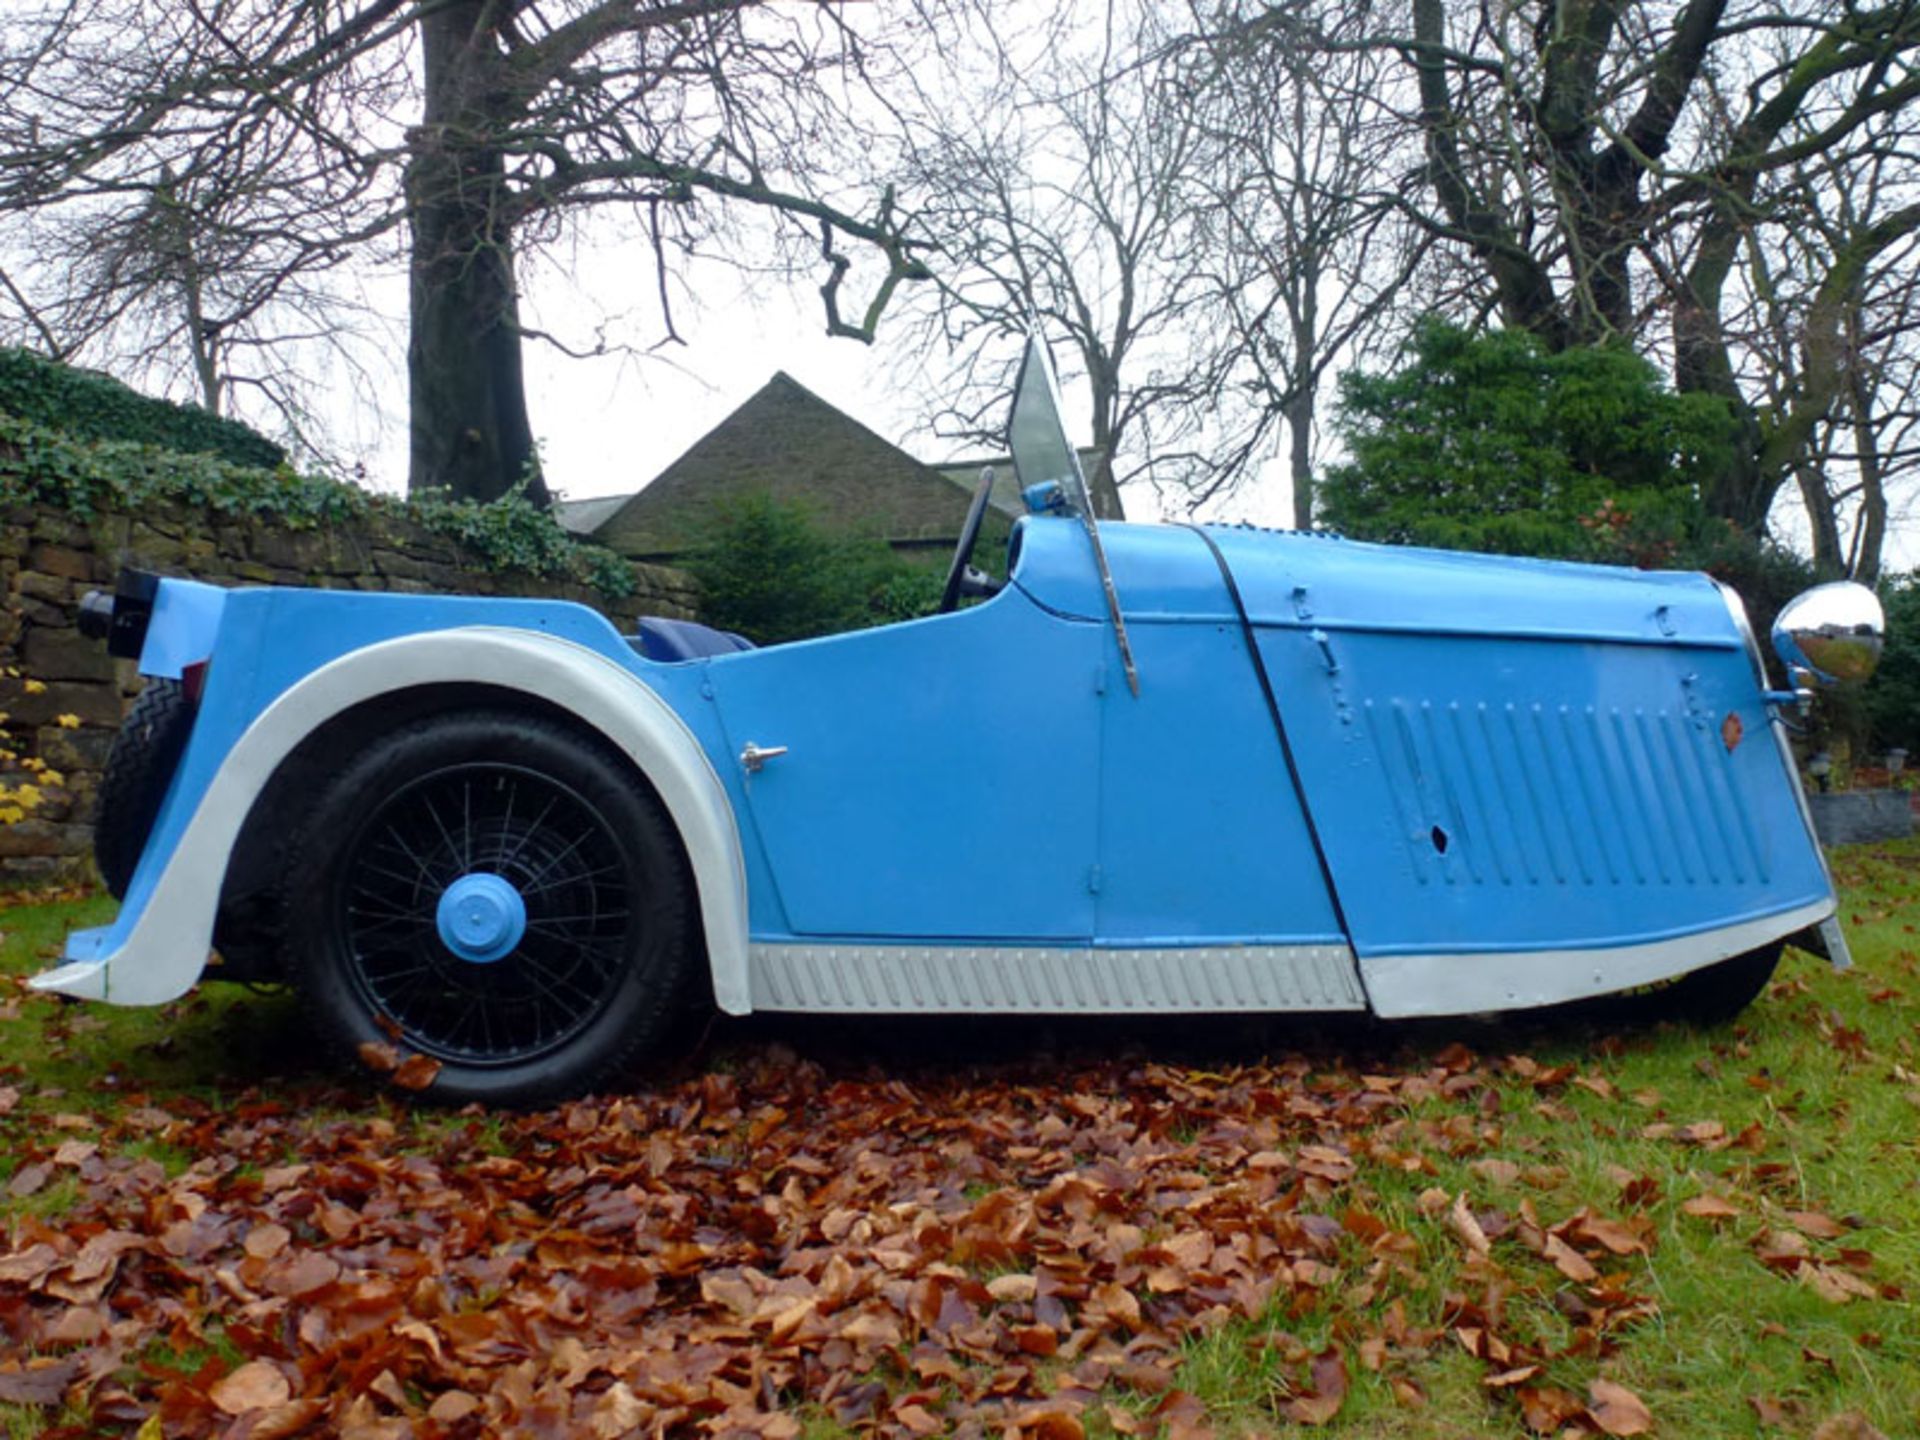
740 742 788 773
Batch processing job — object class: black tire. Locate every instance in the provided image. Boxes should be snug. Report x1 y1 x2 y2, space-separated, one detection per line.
94 677 194 899
1609 942 1783 1026
284 709 693 1106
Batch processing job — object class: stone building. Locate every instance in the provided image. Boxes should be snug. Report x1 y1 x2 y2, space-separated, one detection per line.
562 373 1024 564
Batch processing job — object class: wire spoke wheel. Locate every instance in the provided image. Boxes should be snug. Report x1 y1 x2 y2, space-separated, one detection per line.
339 763 632 1065
289 710 692 1105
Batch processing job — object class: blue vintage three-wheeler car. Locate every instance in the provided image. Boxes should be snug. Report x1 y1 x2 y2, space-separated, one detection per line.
37 339 1884 1103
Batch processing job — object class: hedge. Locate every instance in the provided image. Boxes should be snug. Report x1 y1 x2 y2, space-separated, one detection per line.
0 409 635 598
0 347 284 468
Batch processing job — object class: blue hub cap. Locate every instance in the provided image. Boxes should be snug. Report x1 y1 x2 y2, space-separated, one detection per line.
435 873 528 964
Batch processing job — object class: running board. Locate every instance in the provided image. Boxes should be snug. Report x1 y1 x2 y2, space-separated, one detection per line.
745 942 1366 1014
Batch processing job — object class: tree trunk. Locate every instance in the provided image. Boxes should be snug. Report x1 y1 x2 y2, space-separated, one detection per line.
1085 356 1127 521
181 260 221 416
1794 461 1845 579
1285 388 1313 530
1671 282 1775 535
406 2 546 505
1084 452 1125 521
1849 368 1887 585
1287 258 1318 531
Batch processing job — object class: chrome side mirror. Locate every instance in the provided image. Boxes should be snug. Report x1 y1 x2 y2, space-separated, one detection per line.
1773 581 1885 685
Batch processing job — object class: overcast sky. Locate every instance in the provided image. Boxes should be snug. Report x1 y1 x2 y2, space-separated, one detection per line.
396 235 1891 560
337 203 1306 531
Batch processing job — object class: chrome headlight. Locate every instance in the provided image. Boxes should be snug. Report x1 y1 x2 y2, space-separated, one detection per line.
1773 581 1885 685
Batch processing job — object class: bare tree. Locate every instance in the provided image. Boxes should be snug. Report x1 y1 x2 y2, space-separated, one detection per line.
887 0 1424 526
1294 0 1920 573
890 3 1231 519
1689 56 1920 582
0 1 930 502
2 165 394 467
1187 8 1429 526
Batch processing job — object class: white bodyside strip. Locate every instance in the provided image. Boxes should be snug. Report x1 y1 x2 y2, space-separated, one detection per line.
748 942 1366 1013
31 629 751 1011
1363 897 1834 1018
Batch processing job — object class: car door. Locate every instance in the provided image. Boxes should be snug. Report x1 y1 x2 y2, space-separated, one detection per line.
706 588 1103 940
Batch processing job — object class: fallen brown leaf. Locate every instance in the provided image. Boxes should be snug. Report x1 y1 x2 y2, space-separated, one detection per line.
1749 1394 1802 1427
1787 1210 1849 1240
1483 1365 1542 1389
1544 1233 1598 1283
1152 1389 1216 1440
1681 1194 1740 1221
243 1222 291 1260
1448 1193 1492 1256
1520 1385 1585 1434
0 1357 82 1406
1281 1345 1349 1426
427 1391 484 1424
210 1361 293 1416
1390 1376 1427 1409
1588 1379 1654 1436
391 1053 442 1091
988 1273 1038 1303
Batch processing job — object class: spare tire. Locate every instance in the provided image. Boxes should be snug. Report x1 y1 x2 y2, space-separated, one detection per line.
93 677 194 899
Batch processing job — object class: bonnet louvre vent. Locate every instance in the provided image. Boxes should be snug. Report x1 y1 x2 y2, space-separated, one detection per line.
1363 698 1769 891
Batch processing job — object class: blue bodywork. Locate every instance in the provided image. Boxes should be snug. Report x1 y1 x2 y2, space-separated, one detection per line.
70 509 1829 992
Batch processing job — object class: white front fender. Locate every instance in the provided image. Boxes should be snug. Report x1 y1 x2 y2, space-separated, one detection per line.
33 628 751 1011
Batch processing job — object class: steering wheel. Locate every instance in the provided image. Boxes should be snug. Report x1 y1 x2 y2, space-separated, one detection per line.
939 469 997 613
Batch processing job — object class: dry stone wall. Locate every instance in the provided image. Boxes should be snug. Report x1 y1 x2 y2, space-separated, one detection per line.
0 500 695 883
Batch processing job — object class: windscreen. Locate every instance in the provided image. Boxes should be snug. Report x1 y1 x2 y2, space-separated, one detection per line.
1005 331 1139 694
1007 334 1090 517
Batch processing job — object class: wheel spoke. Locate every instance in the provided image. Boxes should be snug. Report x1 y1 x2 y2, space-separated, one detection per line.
372 821 442 890
526 913 629 936
518 862 623 899
497 793 560 871
517 961 602 1019
494 777 518 870
351 855 439 898
419 791 464 874
348 914 432 948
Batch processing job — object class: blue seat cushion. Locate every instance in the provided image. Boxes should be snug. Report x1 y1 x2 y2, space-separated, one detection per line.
628 617 756 662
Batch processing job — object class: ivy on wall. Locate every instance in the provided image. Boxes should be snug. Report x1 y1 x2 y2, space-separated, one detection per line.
0 348 285 469
0 411 636 598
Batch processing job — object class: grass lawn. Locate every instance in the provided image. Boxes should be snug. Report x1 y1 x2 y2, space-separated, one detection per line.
1 844 1917 1438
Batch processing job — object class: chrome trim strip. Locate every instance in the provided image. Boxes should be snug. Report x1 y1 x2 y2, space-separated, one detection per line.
747 942 1367 1013
1711 578 1770 688
1363 897 1834 1017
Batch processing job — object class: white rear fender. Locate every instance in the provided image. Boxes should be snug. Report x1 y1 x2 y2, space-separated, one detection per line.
33 628 751 1011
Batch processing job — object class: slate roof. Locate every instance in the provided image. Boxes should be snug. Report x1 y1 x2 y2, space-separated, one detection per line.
592 373 978 561
552 494 630 535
